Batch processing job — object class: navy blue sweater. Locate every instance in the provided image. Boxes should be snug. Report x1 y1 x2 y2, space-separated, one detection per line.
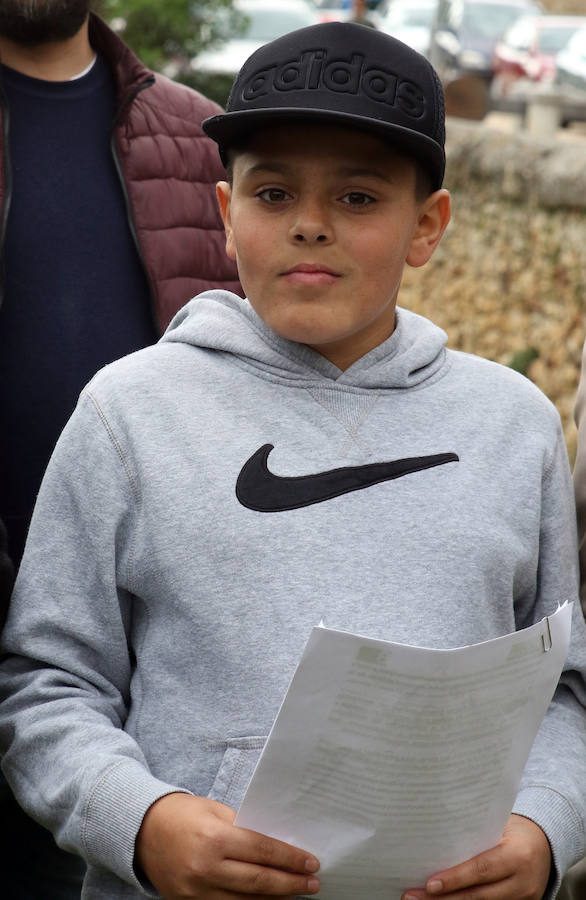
0 56 158 565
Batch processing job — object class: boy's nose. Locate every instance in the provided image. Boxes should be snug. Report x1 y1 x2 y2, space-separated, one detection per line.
293 231 328 244
289 202 333 245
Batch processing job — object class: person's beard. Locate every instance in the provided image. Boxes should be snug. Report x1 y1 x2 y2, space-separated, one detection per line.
0 0 90 45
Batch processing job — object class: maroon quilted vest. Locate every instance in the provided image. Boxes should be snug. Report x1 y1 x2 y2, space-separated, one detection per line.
0 14 241 335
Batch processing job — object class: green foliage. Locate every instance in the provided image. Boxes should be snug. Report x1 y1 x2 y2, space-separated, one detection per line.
175 69 235 107
96 0 245 74
507 347 539 377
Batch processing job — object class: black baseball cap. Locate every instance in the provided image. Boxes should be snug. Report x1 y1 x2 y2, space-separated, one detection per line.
202 22 446 190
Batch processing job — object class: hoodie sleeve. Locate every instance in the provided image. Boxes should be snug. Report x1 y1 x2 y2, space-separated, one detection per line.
573 336 586 615
0 389 188 893
512 425 586 897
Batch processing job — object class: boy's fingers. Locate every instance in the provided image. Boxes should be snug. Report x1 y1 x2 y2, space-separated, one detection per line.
213 858 320 895
423 846 513 894
403 878 517 900
229 827 320 875
402 819 551 900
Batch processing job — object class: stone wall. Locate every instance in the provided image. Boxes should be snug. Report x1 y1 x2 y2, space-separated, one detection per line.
399 118 586 461
445 118 586 209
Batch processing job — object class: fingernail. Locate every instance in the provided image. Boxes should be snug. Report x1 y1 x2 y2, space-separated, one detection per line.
307 876 320 892
427 880 443 894
404 894 419 900
305 856 320 873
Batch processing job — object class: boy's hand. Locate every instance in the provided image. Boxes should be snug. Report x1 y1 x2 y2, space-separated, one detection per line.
401 814 551 900
135 792 321 899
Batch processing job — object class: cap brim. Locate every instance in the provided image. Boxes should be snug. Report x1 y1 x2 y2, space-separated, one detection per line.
203 106 445 190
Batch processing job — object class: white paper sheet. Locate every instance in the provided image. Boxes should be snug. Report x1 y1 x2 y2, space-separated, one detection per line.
235 603 572 899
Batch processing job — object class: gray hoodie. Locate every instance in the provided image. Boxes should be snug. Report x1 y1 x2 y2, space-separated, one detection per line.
1 291 585 898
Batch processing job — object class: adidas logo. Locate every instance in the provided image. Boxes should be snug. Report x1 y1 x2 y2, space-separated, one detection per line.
239 50 426 119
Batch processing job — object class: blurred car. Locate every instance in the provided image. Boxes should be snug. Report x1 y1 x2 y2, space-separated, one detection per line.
555 26 586 124
379 0 437 56
491 14 586 111
192 0 320 78
429 0 542 84
311 0 388 23
312 0 352 22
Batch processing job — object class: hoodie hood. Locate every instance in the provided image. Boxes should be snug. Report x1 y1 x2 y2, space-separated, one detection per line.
161 291 448 391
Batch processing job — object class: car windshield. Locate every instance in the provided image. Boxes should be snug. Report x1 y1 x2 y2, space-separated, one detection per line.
386 4 435 28
314 0 350 7
241 7 316 41
538 25 582 55
462 3 529 40
565 28 586 61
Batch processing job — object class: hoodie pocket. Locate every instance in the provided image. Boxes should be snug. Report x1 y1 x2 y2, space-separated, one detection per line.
207 736 267 809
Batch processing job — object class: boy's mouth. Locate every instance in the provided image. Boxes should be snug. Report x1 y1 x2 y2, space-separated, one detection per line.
280 263 341 286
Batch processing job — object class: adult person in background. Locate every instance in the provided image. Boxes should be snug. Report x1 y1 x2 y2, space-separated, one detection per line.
0 0 240 570
348 0 377 28
561 341 586 900
0 0 239 895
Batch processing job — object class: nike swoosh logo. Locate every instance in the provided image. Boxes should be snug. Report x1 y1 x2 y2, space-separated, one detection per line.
236 444 459 512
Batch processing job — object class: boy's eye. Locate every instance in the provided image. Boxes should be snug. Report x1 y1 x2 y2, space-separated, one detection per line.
256 188 290 203
340 192 375 206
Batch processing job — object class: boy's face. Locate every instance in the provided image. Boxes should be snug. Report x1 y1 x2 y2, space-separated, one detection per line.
217 123 449 370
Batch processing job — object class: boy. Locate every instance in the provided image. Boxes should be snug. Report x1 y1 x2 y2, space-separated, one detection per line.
0 22 585 900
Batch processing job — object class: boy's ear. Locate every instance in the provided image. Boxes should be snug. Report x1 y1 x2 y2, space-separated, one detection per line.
216 181 236 261
406 189 451 269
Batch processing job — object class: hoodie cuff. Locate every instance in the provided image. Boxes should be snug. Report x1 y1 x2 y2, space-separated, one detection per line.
513 786 586 899
82 758 191 893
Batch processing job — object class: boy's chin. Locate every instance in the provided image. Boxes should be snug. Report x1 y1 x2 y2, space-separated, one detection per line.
269 321 344 349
